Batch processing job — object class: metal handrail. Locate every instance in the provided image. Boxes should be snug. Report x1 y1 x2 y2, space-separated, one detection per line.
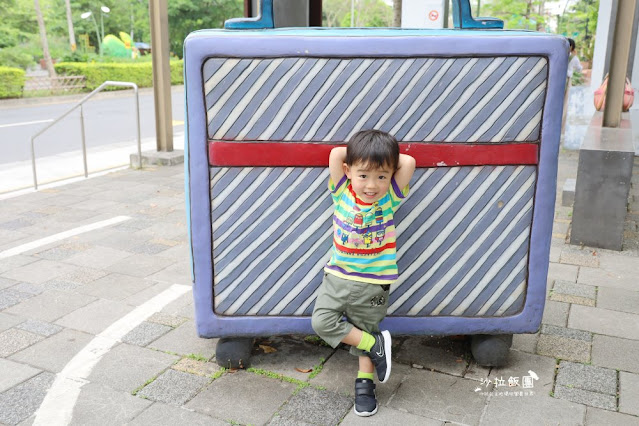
30 81 142 190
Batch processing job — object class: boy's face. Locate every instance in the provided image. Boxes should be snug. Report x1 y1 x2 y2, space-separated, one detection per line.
344 161 393 203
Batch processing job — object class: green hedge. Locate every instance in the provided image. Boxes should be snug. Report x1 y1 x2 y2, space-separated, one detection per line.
0 66 26 99
54 60 184 90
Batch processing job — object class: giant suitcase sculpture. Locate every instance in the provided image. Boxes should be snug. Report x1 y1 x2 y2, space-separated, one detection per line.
184 1 569 366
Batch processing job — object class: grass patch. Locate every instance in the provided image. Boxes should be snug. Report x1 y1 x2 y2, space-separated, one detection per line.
131 373 160 396
308 357 326 380
211 367 226 380
304 335 330 347
185 353 208 362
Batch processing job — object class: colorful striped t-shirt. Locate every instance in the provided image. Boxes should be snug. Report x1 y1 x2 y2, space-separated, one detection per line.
325 175 409 284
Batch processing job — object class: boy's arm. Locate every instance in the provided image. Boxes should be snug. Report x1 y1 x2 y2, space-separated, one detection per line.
329 146 347 185
393 153 416 191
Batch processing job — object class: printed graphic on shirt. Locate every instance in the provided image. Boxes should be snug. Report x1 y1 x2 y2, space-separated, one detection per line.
325 175 409 284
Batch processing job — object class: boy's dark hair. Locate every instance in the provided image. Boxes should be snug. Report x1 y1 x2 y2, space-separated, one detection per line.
567 38 576 51
346 129 399 171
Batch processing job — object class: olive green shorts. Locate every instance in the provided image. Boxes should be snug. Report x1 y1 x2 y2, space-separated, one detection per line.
311 272 391 357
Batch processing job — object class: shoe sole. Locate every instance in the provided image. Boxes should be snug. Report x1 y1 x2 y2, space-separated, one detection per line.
354 405 378 417
380 330 392 383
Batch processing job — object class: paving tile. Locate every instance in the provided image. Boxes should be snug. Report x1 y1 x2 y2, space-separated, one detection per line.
568 304 639 340
556 361 617 394
251 337 334 382
619 372 639 416
0 277 18 291
41 279 83 292
57 266 109 285
464 359 492 381
186 371 297 425
159 292 194 318
75 228 151 251
122 281 173 307
0 218 34 231
0 359 41 393
547 262 579 283
511 332 539 354
129 241 173 255
597 287 639 315
0 329 44 357
69 382 152 426
128 402 227 426
536 334 591 363
55 298 134 334
76 273 155 301
490 350 557 398
555 361 617 410
172 358 221 377
0 289 34 311
550 280 596 306
9 282 43 296
147 261 192 286
277 386 353 426
122 321 172 346
554 386 616 411
106 253 173 278
1 259 78 284
0 255 37 275
387 368 487 425
579 265 637 291
309 347 411 405
0 312 22 332
138 369 211 405
88 343 180 393
592 335 639 374
559 245 600 267
64 246 133 269
541 324 592 341
340 406 443 425
585 407 639 426
9 328 93 373
147 312 188 328
15 319 62 337
5 290 96 322
482 389 586 426
148 321 216 359
542 300 569 327
394 336 468 376
0 372 55 426
32 242 91 261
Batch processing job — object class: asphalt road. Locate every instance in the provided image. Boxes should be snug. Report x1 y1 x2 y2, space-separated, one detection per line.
0 86 185 164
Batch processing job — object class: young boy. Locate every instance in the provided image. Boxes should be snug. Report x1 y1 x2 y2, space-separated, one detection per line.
311 129 416 417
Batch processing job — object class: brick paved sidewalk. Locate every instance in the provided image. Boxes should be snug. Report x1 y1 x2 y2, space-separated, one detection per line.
0 153 638 425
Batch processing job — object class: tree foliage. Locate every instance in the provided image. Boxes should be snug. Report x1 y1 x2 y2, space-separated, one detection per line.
482 0 547 31
556 0 598 62
323 0 393 28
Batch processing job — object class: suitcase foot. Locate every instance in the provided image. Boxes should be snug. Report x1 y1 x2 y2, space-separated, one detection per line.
470 334 512 367
215 337 254 369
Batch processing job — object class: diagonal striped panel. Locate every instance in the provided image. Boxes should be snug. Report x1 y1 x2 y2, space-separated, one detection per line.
203 57 547 143
210 166 535 317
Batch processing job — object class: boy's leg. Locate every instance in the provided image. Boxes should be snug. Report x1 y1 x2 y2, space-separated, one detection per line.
312 273 356 348
345 283 392 383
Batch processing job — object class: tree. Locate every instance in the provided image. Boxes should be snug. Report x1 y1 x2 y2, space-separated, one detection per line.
556 0 598 62
34 0 56 76
393 0 401 27
483 0 547 31
167 0 243 58
323 0 393 28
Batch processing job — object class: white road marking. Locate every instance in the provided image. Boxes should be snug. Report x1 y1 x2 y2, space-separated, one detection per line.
0 119 54 128
0 216 131 259
33 283 192 426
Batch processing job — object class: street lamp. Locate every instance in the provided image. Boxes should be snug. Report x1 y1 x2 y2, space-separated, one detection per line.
81 11 102 56
100 6 110 48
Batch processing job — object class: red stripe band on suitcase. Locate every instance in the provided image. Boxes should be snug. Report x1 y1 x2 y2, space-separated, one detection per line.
208 142 539 167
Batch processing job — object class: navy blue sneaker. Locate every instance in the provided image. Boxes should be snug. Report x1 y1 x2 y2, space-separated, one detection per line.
354 378 378 417
367 330 392 383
